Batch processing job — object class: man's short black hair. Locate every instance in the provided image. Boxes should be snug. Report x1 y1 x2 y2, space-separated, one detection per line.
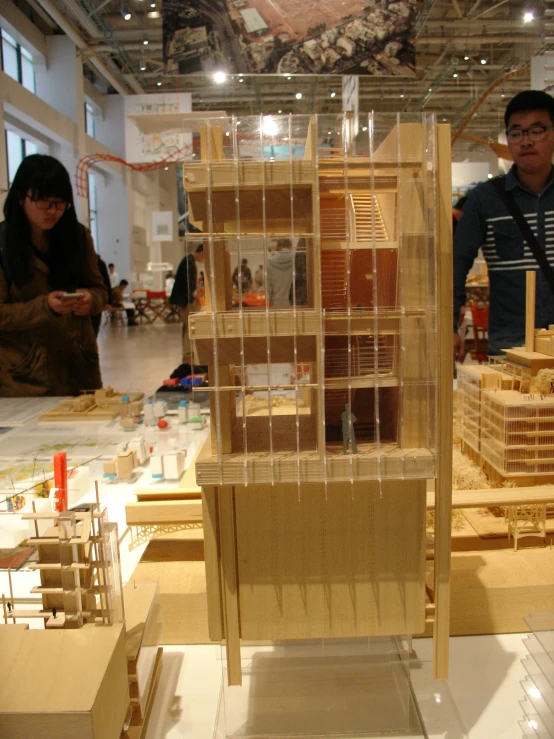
108 263 114 268
504 90 554 129
195 244 203 254
119 279 128 286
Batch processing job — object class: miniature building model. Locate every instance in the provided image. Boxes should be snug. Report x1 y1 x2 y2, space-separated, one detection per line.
39 388 144 422
185 113 453 684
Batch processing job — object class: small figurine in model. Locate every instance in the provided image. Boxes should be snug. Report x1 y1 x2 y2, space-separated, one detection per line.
341 403 358 454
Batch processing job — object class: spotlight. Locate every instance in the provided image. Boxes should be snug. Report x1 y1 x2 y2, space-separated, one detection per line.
263 117 279 136
400 93 404 98
121 3 132 20
139 56 147 71
480 56 487 65
239 77 244 83
157 81 162 86
143 37 149 46
453 73 458 78
362 126 368 132
287 75 292 80
523 11 534 22
213 71 227 84
295 92 302 99
330 91 336 98
150 2 156 6
278 109 282 113
464 52 470 60
487 173 493 179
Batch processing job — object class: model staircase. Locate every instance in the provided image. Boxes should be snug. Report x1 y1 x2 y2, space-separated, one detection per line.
321 251 347 309
351 194 388 242
320 200 348 241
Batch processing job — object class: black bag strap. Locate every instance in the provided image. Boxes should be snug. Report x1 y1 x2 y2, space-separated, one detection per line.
490 175 554 295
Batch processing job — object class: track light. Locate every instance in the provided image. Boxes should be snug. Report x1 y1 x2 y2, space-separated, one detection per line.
120 2 132 20
523 11 534 22
213 71 227 84
295 92 302 99
330 91 336 98
480 55 488 65
157 81 162 86
139 56 147 71
143 36 149 46
463 51 470 60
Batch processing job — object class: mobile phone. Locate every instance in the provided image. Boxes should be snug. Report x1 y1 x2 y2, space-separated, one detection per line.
60 292 85 301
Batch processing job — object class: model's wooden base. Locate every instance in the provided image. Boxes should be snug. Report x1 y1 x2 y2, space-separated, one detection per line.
203 478 427 685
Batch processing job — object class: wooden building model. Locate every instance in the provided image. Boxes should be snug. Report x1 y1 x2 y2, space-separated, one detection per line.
183 113 453 685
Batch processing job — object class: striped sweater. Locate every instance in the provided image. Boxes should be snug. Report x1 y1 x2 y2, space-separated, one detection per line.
453 164 554 355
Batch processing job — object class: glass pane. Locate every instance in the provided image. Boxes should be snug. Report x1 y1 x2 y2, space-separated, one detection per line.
6 130 23 187
21 53 35 93
1 31 19 82
85 103 95 138
24 140 37 156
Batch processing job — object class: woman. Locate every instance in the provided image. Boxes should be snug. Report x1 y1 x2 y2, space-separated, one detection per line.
0 155 108 396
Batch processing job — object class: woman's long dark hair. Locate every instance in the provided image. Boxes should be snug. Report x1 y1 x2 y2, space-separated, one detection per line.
2 154 88 289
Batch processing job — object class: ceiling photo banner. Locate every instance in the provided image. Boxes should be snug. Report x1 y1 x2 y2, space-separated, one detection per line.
162 0 416 77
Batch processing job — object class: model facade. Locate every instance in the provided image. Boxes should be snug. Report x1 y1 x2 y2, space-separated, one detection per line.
183 113 453 684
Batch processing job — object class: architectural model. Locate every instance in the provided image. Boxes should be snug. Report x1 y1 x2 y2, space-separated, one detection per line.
39 388 145 422
183 113 453 684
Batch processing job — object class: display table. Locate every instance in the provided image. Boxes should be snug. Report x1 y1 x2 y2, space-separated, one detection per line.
0 623 129 739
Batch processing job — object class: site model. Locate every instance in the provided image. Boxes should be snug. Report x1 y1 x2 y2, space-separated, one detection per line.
182 112 453 685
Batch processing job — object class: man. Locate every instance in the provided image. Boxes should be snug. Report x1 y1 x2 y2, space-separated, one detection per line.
268 239 293 307
454 89 554 358
111 279 137 326
108 263 119 289
232 258 252 294
170 244 204 362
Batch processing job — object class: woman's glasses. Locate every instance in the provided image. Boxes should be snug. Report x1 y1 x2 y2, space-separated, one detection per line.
26 195 70 213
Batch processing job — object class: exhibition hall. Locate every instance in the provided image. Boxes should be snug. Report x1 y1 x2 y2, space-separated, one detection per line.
0 1 553 738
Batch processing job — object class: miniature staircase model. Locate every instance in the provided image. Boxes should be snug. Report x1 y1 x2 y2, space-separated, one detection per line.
350 193 388 242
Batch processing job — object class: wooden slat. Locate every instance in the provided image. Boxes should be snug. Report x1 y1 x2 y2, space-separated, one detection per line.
434 122 453 680
217 485 242 686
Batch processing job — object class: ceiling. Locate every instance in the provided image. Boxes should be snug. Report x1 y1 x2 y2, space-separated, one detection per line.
14 0 554 157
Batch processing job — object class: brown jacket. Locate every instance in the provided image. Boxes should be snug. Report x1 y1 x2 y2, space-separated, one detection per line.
0 225 108 397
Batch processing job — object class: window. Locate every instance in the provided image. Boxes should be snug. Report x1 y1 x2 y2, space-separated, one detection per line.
5 130 37 187
88 172 99 252
84 102 95 138
1 29 35 93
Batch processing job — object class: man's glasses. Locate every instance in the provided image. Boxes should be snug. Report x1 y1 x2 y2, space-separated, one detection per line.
26 195 70 213
505 125 554 144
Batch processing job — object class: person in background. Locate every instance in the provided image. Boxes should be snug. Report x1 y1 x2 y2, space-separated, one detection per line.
111 279 137 326
268 238 293 307
232 258 252 294
170 244 204 362
108 262 119 288
254 264 264 289
454 89 554 359
165 270 175 297
0 154 108 396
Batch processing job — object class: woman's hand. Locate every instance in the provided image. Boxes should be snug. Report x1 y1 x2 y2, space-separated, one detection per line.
48 291 81 315
72 289 93 316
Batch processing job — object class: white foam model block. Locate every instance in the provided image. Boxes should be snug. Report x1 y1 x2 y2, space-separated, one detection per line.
128 437 149 465
153 401 167 418
162 451 185 480
188 402 201 412
150 455 164 479
178 406 189 423
143 403 156 425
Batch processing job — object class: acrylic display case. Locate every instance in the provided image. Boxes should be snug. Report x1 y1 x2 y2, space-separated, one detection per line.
181 112 453 698
520 613 554 738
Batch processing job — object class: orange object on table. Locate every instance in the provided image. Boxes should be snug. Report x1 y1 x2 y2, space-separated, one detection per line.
53 452 68 513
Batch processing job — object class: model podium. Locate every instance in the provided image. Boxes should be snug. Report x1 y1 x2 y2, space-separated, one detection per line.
184 113 453 689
